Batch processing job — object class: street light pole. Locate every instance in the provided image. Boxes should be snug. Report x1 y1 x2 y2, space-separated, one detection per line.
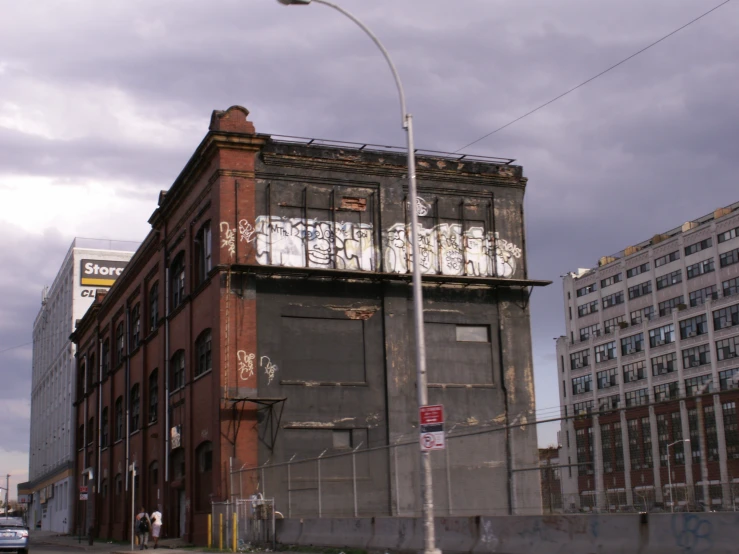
666 439 689 513
275 2 438 552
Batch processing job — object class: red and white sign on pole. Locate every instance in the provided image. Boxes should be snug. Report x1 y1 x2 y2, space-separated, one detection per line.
79 486 88 501
419 404 445 451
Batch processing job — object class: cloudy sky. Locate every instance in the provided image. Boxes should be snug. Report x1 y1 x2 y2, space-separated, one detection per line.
1 0 737 494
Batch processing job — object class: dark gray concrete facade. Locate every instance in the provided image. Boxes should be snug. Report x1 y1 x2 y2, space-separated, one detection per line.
233 138 548 516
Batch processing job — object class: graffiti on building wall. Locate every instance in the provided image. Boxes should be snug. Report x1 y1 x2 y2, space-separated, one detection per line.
237 351 255 381
384 223 520 277
251 213 521 278
260 356 278 385
254 216 375 271
239 219 256 244
219 222 236 258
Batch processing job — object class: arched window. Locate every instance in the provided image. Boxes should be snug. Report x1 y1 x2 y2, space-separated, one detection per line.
101 407 109 448
114 474 123 522
115 321 125 365
77 362 86 401
149 282 159 332
195 441 213 511
149 369 159 423
149 460 159 486
195 329 212 377
170 252 186 310
131 304 141 349
171 448 185 481
130 384 140 432
171 350 185 391
195 221 212 286
114 396 123 441
87 354 95 389
102 339 110 374
87 417 94 445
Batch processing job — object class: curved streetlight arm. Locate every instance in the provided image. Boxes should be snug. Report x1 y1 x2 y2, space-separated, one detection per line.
283 0 409 127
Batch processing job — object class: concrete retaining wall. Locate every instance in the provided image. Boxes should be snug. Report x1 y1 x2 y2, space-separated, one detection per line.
278 512 739 553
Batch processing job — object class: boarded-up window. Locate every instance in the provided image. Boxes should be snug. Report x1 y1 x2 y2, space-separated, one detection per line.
281 316 366 383
426 322 493 384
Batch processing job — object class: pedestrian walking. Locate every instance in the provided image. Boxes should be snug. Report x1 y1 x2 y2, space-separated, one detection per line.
150 509 163 549
136 507 152 550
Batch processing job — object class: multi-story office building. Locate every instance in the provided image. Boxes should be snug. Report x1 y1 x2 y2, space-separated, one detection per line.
26 239 134 532
557 203 739 511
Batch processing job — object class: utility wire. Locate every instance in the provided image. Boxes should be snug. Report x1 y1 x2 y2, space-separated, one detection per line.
455 0 732 153
0 342 32 355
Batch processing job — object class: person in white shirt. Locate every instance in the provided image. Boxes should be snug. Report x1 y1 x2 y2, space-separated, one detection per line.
150 510 163 549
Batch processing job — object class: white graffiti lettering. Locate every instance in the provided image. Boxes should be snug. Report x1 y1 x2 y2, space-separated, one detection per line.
252 214 521 278
415 197 431 217
219 222 236 258
238 219 256 244
237 351 255 381
254 216 375 271
260 356 278 386
384 223 520 278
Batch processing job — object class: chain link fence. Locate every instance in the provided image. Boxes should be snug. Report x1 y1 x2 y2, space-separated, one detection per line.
211 498 276 551
228 397 739 517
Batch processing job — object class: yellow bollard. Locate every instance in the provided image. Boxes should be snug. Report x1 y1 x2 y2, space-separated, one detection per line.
232 513 238 553
219 513 223 551
207 514 212 549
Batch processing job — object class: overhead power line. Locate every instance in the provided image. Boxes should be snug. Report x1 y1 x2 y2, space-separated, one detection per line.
455 0 732 153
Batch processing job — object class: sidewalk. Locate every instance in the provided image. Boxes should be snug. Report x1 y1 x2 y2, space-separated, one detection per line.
30 530 190 552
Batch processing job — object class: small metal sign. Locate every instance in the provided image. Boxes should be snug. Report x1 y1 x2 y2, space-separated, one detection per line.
419 404 445 451
79 486 88 501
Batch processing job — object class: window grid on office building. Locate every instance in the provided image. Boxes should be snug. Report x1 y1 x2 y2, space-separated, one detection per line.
623 360 646 383
651 352 677 376
654 381 679 402
719 368 739 391
595 341 617 363
680 314 708 339
685 374 712 397
597 367 618 389
714 304 739 331
723 278 739 298
649 324 675 347
656 270 683 291
604 315 626 334
689 285 718 308
570 349 589 370
723 402 738 460
686 258 714 279
682 343 711 369
655 251 680 267
630 306 654 325
659 296 684 317
621 333 644 355
625 388 649 407
720 248 739 268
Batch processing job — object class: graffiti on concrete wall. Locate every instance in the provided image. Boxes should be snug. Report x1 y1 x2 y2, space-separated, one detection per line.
254 216 375 271
671 513 712 553
384 223 520 277
251 213 521 278
237 351 255 381
219 222 236 258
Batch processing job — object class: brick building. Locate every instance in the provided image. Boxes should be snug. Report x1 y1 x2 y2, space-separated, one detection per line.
72 106 548 544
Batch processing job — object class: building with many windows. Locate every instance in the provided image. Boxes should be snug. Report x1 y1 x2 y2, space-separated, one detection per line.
556 203 739 511
25 239 134 533
71 106 548 545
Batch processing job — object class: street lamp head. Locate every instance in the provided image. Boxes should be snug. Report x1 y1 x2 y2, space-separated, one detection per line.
277 0 312 5
684 438 691 443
